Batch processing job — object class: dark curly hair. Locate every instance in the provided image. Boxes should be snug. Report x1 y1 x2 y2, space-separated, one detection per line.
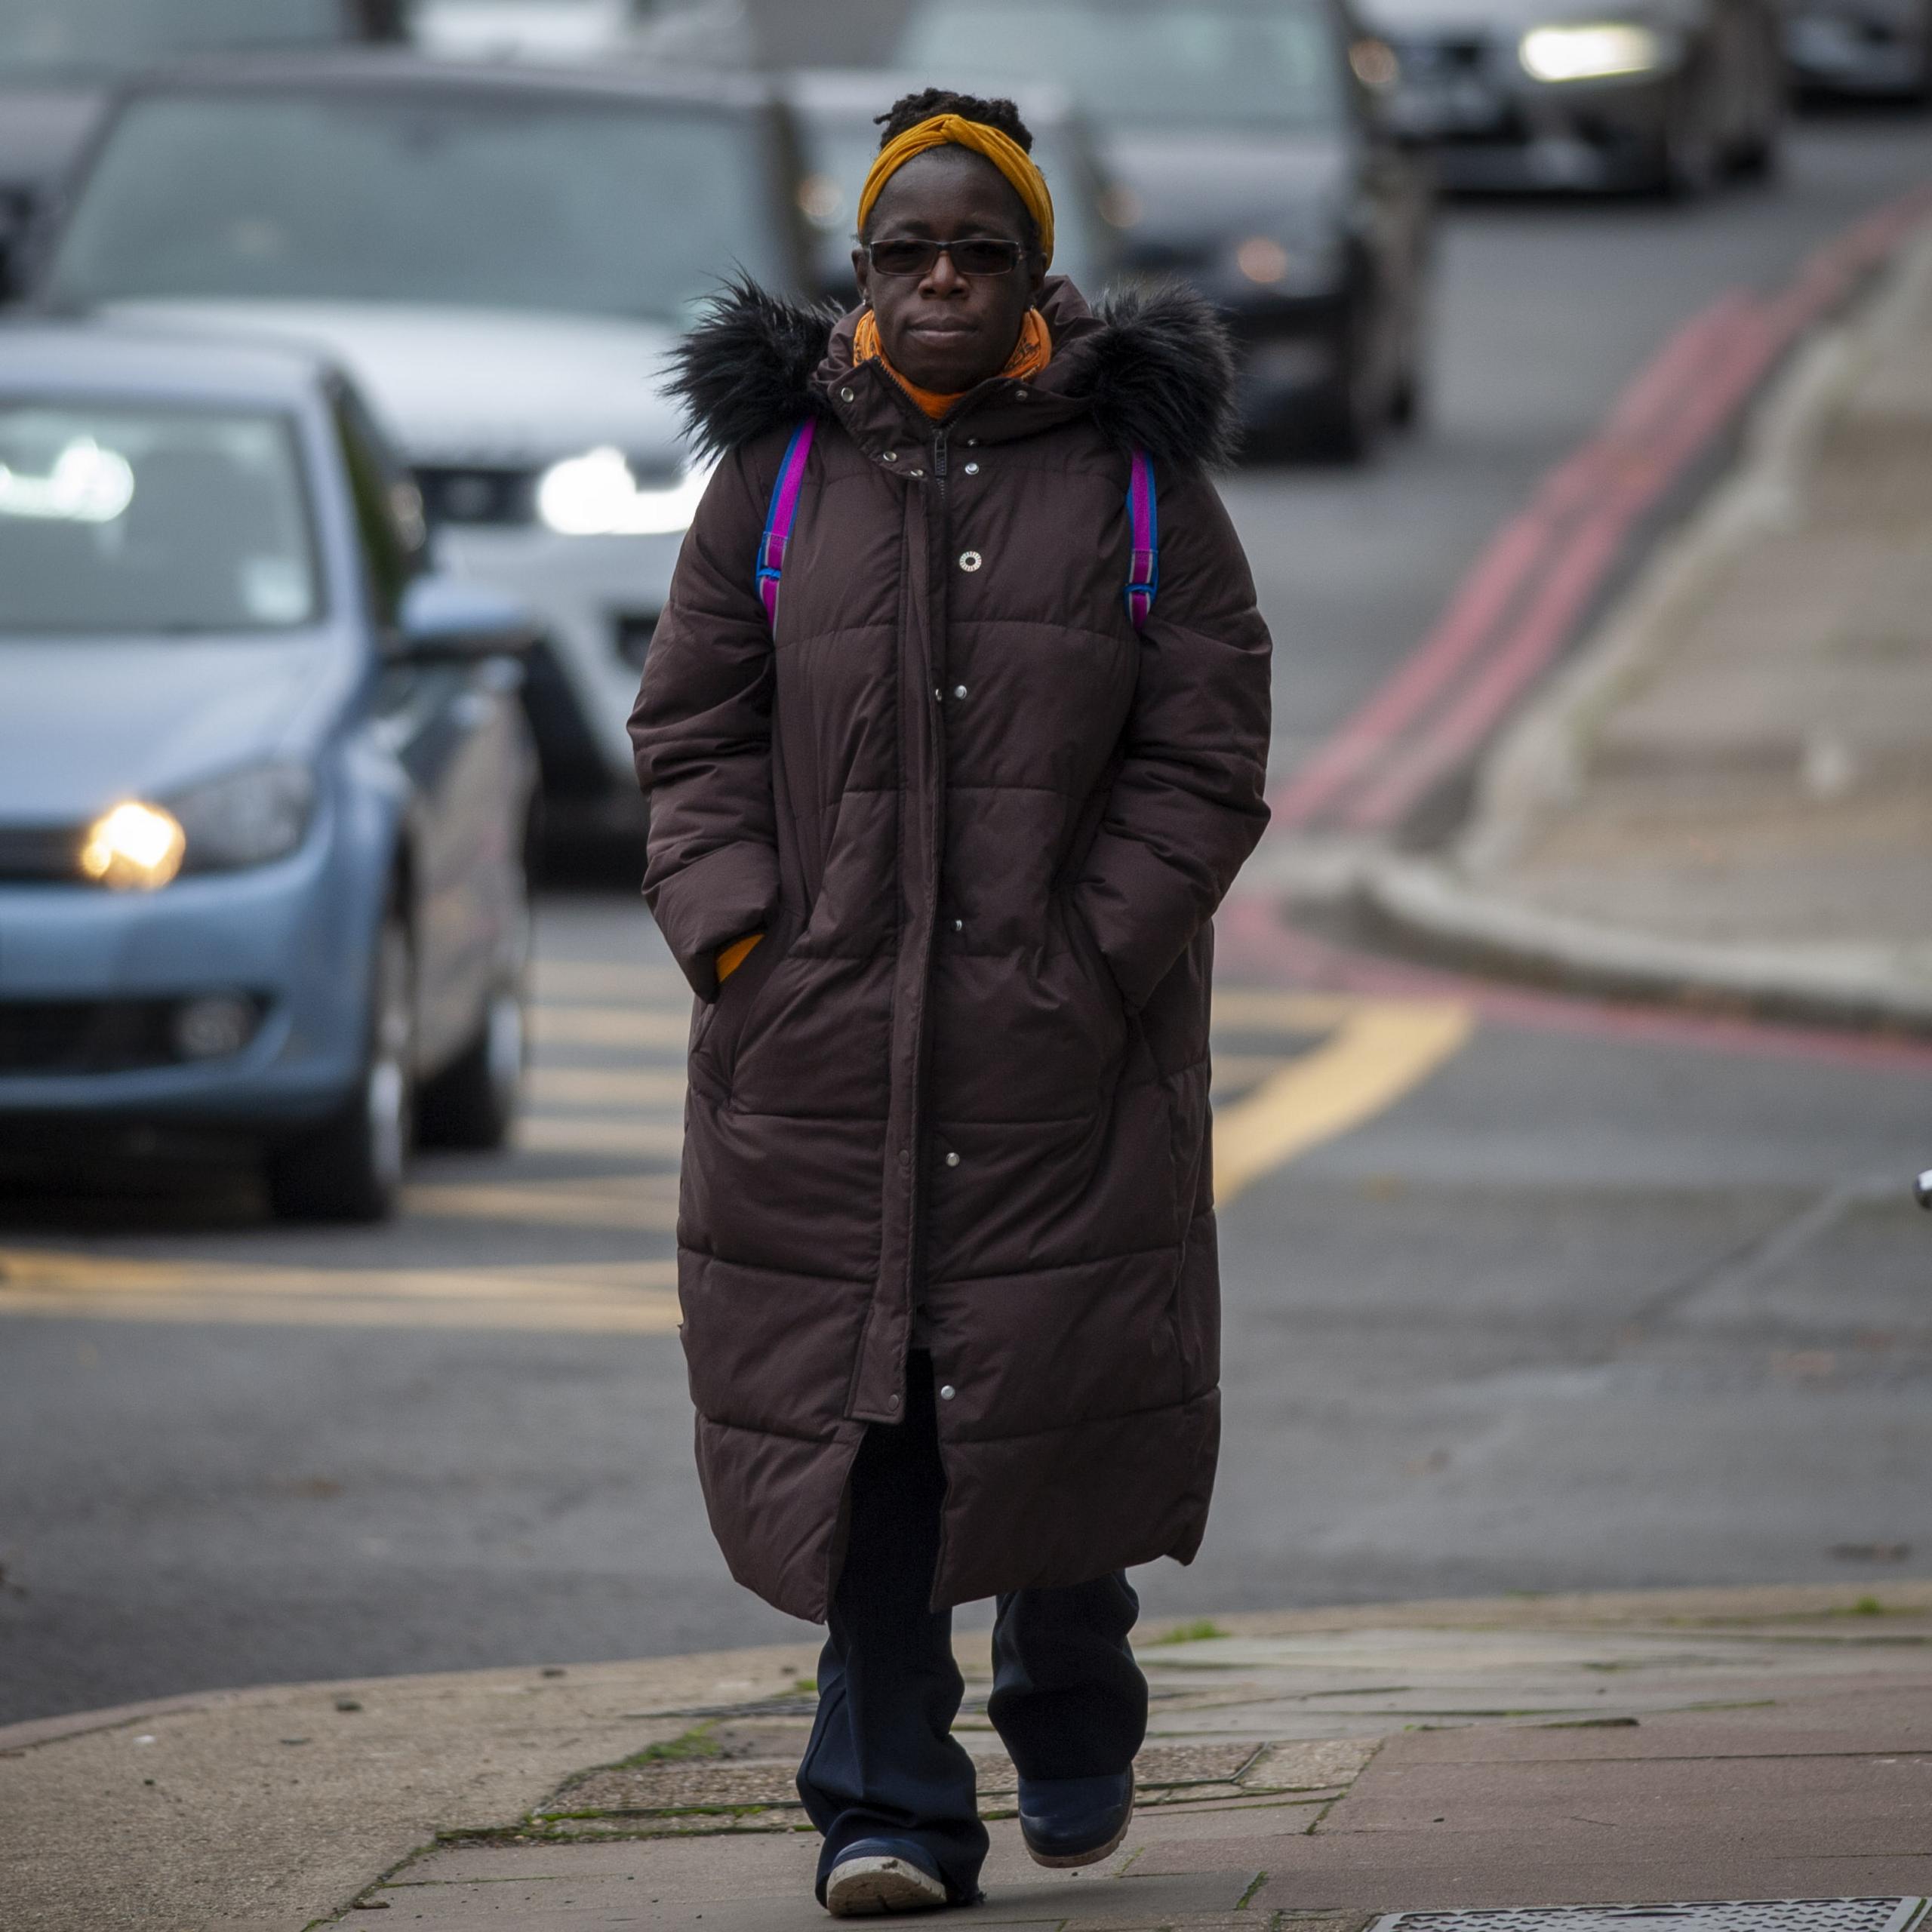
865 88 1043 254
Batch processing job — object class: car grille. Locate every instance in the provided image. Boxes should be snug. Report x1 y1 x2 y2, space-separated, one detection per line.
0 995 267 1076
1394 32 1493 72
0 1000 180 1075
415 465 537 528
0 826 82 884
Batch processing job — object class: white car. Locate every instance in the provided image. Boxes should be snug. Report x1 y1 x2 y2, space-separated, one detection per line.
31 54 811 824
406 0 752 66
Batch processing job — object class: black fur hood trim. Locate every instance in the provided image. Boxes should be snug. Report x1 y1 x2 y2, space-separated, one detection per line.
1079 282 1240 470
668 275 1241 469
666 276 843 461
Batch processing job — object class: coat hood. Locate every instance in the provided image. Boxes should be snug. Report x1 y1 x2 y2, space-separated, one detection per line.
669 275 1241 470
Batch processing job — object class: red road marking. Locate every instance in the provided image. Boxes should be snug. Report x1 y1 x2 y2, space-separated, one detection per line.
1346 300 1784 828
1268 183 1932 838
1217 896 1932 1075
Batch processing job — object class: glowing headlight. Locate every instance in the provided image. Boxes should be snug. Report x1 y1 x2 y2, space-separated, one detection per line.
1232 227 1340 294
80 801 186 891
1519 21 1663 79
536 449 713 537
1238 237 1294 286
0 438 135 525
169 762 316 873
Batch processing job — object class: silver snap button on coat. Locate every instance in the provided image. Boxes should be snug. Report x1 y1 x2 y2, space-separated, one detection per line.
940 1385 957 1401
964 461 981 476
959 551 983 572
952 685 968 700
840 387 854 402
882 451 897 463
946 1151 961 1168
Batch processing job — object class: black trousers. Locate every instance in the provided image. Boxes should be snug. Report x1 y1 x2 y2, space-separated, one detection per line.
795 1358 1148 1903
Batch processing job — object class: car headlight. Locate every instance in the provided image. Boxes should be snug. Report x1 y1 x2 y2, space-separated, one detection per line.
1233 227 1343 296
1519 21 1665 79
168 763 317 874
535 449 714 537
80 801 186 891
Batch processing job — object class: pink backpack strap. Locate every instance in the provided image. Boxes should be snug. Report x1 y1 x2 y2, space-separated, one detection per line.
1125 448 1158 631
755 417 817 630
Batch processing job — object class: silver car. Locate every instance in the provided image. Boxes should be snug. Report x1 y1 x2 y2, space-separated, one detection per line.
28 54 812 826
1362 0 1784 194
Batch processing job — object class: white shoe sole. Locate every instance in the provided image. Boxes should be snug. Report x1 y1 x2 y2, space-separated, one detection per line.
1024 1792 1134 1870
825 1855 950 1917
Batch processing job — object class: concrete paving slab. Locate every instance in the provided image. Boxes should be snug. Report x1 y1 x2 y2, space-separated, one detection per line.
385 1831 1261 1930
1328 1746 1932 1836
8 1586 1932 1929
1239 1835 1932 1911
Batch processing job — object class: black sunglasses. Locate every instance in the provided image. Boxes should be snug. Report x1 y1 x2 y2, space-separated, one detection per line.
864 235 1027 278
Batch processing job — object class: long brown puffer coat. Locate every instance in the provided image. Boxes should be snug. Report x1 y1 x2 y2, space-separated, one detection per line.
630 276 1272 1623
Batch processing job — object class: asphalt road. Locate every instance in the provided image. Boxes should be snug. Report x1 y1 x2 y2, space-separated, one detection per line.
5 114 1932 1727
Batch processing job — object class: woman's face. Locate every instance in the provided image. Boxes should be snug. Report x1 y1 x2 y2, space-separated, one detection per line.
854 146 1048 397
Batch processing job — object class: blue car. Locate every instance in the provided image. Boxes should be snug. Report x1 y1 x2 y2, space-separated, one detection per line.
0 322 539 1220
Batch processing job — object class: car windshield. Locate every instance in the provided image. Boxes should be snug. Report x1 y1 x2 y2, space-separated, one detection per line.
897 0 1346 134
0 0 343 82
0 402 321 635
41 92 786 322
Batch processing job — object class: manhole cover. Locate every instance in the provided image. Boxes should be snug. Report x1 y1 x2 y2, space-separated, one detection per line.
1373 1902 1927 1932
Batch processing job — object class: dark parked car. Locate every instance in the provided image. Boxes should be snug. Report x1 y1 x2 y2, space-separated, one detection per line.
1361 0 1783 193
897 0 1436 460
0 0 403 296
1783 0 1932 97
0 322 538 1220
785 71 1124 312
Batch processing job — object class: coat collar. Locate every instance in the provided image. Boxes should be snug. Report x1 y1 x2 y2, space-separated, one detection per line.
669 274 1241 469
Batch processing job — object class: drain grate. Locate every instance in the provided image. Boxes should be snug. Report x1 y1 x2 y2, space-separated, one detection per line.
1372 1903 1928 1932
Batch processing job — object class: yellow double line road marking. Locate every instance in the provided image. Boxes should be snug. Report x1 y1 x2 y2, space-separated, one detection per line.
405 1174 680 1232
0 1249 681 1334
532 1006 691 1050
1214 998 1474 1205
0 992 1472 1331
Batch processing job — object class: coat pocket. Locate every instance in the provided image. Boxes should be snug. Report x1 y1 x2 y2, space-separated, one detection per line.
1061 893 1130 1046
691 921 792 1094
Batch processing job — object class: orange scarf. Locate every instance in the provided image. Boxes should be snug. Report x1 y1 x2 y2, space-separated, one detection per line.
853 308 1052 420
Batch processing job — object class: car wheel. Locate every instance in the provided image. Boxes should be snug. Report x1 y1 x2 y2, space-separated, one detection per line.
1908 0 1932 100
419 848 531 1152
1303 296 1383 462
1657 75 1721 198
1727 23 1785 176
417 971 528 1152
1390 359 1426 429
266 909 415 1223
1389 289 1430 431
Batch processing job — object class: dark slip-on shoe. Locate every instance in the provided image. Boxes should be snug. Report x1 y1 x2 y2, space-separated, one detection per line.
1017 1769 1135 1869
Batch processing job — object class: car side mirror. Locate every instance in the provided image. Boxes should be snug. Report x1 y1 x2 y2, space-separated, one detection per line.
395 574 539 663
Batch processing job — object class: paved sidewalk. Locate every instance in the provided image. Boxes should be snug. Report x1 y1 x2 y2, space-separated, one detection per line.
5 1583 1930 1930
1364 232 1932 1032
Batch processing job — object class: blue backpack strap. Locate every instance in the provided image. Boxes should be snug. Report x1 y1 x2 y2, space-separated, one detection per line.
755 418 818 631
1125 448 1158 630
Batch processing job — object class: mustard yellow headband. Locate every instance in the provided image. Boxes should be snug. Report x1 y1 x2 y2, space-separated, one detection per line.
857 113 1056 269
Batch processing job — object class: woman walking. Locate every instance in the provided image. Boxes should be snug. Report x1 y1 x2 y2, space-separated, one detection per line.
630 90 1272 1916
